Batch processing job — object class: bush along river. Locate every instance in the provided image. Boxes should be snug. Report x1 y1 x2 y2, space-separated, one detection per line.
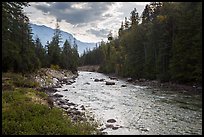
48 71 202 135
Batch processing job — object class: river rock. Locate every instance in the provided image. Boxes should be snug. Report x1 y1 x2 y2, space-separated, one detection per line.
94 78 104 82
72 110 81 115
67 102 76 106
53 93 63 98
59 78 68 84
105 81 115 85
99 79 105 81
53 78 58 84
52 85 62 88
107 119 116 123
66 82 72 85
121 84 127 87
109 76 118 80
42 87 58 93
112 126 119 130
127 78 133 82
140 128 149 132
61 105 69 109
99 127 106 131
59 100 67 104
84 82 90 85
80 105 85 110
94 79 100 82
139 78 146 82
69 79 75 83
106 124 114 128
72 115 80 122
99 131 108 135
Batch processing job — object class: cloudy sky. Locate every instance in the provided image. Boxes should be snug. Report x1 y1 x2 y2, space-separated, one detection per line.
24 2 149 43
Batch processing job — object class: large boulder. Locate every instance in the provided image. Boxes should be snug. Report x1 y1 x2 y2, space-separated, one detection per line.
107 118 116 123
121 84 127 87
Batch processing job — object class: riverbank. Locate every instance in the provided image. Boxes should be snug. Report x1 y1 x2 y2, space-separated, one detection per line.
96 71 202 96
78 65 202 95
2 69 102 135
78 65 100 72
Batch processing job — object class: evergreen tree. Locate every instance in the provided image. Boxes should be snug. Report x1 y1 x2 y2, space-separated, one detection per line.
2 2 40 73
130 8 139 28
79 2 202 85
61 40 72 70
34 36 46 68
47 21 62 66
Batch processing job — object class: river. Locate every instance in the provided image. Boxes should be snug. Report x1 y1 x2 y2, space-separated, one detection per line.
55 71 202 135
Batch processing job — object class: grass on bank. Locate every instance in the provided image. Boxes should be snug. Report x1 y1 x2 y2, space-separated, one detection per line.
2 72 99 135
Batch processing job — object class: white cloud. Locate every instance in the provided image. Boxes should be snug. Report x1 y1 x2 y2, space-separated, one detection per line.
24 2 149 43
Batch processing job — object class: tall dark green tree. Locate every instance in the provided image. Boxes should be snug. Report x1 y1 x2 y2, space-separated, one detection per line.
47 21 62 66
2 2 40 73
79 2 202 85
34 36 47 68
170 2 202 84
61 40 72 70
130 8 140 28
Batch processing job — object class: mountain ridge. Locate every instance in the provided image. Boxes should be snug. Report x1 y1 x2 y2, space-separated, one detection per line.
30 23 97 55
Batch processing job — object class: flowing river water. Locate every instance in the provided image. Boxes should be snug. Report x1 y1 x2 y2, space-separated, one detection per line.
54 71 202 135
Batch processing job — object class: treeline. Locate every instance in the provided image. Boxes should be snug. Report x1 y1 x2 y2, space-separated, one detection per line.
2 2 79 73
80 2 202 84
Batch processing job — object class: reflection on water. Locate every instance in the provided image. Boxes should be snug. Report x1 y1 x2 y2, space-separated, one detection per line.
56 71 202 135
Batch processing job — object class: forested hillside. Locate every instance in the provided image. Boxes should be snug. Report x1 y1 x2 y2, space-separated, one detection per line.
2 2 79 73
80 2 202 85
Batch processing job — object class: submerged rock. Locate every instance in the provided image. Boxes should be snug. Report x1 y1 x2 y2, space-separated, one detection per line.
106 124 114 128
105 81 115 85
112 126 119 130
84 82 90 85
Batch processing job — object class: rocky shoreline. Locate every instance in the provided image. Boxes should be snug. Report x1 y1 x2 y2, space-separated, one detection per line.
31 68 105 135
102 72 202 95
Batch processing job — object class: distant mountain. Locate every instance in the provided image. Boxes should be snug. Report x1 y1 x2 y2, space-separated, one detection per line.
30 23 97 55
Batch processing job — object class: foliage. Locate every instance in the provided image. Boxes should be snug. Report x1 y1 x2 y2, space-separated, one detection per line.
2 2 40 73
50 64 60 71
79 2 202 85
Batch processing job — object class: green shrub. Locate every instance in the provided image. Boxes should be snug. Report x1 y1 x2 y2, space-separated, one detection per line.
2 86 98 135
50 64 60 70
3 72 39 88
